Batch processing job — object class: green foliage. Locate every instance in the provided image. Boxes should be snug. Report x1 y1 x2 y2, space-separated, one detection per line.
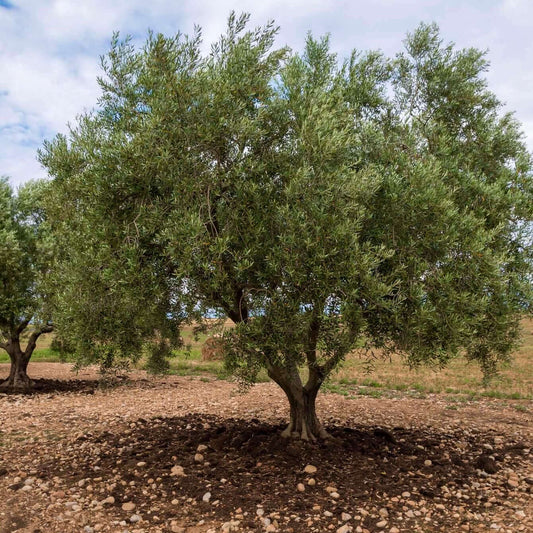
41 15 532 392
0 177 52 343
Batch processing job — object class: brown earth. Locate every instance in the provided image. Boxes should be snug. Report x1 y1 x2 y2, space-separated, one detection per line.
0 363 531 533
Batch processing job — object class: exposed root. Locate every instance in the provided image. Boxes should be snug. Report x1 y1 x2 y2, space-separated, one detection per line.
318 427 332 440
281 419 326 441
281 422 294 439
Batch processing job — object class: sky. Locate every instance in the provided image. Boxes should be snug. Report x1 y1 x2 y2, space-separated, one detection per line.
1 0 532 187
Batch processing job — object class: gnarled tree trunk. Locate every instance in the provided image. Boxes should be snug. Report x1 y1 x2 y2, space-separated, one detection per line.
1 348 33 390
267 361 329 441
0 340 33 390
0 324 53 391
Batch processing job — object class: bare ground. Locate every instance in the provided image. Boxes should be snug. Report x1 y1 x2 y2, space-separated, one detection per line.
0 363 531 533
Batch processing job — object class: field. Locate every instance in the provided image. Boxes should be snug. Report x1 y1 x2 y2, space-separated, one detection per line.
7 319 530 400
0 321 531 532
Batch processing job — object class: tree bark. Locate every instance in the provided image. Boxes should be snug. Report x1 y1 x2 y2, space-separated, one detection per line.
267 361 329 441
0 340 33 391
0 325 52 391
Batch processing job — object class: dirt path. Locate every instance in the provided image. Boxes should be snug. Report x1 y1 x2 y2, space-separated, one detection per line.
0 363 531 533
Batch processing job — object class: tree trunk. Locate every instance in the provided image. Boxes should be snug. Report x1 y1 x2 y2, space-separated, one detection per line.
267 362 329 441
0 342 33 391
0 343 34 390
1 324 53 391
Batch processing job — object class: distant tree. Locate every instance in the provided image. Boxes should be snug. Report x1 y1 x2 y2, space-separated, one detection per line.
0 177 53 390
40 15 533 438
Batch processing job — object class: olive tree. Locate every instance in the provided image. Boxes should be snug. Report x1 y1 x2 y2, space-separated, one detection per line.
0 177 53 390
41 15 532 439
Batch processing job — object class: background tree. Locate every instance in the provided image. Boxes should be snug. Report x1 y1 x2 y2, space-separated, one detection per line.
0 177 53 390
41 15 533 439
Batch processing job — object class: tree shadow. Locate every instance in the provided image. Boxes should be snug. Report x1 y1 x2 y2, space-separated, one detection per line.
29 414 528 532
0 378 99 395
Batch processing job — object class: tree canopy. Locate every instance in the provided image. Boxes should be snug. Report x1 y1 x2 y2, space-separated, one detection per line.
0 177 53 389
40 15 533 438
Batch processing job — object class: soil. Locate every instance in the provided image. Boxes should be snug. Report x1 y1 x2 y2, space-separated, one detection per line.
0 363 531 533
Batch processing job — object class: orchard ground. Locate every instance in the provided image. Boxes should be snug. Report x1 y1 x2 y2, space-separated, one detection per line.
0 323 531 533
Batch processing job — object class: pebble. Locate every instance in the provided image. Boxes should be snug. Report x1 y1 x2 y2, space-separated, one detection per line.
102 496 115 505
129 514 141 523
221 521 241 532
194 453 204 463
297 483 305 492
122 502 136 511
304 465 317 474
341 512 352 521
390 528 400 533
202 492 211 502
377 520 388 528
170 465 186 477
424 459 432 466
308 478 316 486
330 492 340 499
337 525 352 533
379 508 389 518
136 462 146 467
197 444 208 452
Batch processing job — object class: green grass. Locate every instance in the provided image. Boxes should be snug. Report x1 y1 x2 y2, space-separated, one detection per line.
168 360 230 380
0 348 64 364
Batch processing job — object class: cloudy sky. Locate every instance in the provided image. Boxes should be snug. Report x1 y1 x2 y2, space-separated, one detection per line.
1 0 532 187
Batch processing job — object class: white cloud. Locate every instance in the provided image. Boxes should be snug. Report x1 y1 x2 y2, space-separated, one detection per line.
0 0 532 186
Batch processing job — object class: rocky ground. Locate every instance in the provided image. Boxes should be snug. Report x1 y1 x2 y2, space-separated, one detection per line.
0 363 531 533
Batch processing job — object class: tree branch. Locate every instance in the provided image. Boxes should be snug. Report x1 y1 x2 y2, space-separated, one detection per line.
24 324 54 358
304 308 323 392
15 318 32 336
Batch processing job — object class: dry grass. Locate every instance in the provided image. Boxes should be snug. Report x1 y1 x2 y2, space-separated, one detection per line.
171 319 532 400
329 319 533 400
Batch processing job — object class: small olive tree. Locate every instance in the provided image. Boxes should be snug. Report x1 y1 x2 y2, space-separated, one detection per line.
41 15 532 439
0 178 53 390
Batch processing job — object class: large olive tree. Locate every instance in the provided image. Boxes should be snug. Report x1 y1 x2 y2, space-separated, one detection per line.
0 178 53 390
41 15 532 439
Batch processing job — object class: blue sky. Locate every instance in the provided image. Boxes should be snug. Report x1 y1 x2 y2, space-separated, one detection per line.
1 0 532 187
